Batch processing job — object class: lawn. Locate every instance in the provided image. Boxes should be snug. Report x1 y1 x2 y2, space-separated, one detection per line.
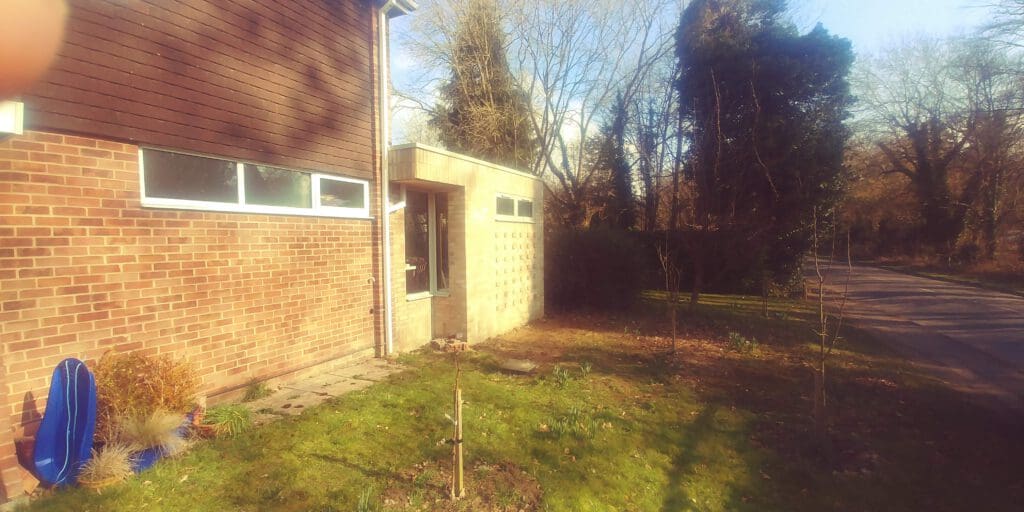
25 294 1024 511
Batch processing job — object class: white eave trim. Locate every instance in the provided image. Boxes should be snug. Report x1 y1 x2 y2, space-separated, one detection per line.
380 0 418 17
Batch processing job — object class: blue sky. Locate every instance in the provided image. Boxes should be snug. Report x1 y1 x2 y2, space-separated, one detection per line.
790 0 993 55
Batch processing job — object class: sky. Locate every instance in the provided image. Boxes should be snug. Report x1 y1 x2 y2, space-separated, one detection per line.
387 0 999 142
790 0 993 55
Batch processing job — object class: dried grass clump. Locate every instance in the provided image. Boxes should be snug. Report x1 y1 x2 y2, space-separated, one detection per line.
76 443 135 490
117 410 189 457
92 351 198 443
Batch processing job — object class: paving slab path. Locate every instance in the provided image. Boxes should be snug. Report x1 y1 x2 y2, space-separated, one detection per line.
244 358 405 425
809 262 1024 415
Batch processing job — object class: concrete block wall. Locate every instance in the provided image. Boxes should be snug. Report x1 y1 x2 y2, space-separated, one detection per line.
388 203 432 351
431 188 466 339
462 162 544 342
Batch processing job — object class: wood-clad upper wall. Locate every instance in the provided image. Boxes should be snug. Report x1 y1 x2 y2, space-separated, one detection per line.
23 0 377 180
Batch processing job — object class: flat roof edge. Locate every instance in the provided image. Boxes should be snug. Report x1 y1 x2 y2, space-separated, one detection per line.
390 143 541 182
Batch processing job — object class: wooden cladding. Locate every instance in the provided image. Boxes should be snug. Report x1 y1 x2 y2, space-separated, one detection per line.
24 0 377 179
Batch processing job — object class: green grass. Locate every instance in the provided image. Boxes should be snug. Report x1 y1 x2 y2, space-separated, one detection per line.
25 294 1024 511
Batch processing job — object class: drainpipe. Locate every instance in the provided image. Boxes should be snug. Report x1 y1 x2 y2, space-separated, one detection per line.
376 0 417 356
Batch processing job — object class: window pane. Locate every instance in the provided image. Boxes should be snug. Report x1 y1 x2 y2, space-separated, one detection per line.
405 190 430 294
244 164 311 208
517 199 533 218
496 196 514 216
143 149 237 203
320 178 366 209
436 193 449 290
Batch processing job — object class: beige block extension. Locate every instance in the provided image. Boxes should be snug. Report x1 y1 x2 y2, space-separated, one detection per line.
389 144 544 347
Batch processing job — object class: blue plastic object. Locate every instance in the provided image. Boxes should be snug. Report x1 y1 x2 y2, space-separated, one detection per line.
132 447 162 473
131 418 189 473
33 358 97 487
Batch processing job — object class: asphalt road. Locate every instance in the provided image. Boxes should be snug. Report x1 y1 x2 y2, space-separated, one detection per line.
809 262 1024 414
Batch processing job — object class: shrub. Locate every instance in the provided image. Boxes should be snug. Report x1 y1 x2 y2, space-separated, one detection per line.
728 332 758 354
203 404 252 436
242 379 273 402
545 227 646 311
92 351 199 443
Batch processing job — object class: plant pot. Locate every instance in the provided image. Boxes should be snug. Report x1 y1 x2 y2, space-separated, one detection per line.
131 446 163 473
130 419 190 473
191 423 220 438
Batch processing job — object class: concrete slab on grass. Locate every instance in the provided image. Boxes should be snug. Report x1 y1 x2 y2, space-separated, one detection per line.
326 359 398 382
244 358 403 425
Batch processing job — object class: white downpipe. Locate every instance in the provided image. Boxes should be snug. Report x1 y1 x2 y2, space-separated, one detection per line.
377 1 416 355
378 2 394 356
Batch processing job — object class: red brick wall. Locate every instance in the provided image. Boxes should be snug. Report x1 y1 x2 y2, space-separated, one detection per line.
0 131 381 495
0 351 19 501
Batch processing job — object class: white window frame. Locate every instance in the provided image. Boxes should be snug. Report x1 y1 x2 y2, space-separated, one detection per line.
314 174 372 218
138 147 371 219
495 193 535 223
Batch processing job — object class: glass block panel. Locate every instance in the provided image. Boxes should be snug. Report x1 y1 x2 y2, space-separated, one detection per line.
320 177 366 209
244 164 311 208
143 149 237 203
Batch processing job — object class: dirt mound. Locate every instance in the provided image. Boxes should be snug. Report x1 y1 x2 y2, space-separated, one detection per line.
382 460 541 511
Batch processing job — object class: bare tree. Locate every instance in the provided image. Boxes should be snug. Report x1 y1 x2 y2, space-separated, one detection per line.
657 241 683 355
810 208 852 443
628 59 680 232
857 35 1024 261
506 0 680 226
855 38 979 256
982 0 1024 48
956 38 1024 260
397 0 681 227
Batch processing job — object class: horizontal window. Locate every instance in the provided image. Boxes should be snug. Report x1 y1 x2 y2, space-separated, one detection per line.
496 194 535 221
244 164 311 208
140 148 370 218
496 196 515 216
517 199 533 218
142 150 237 203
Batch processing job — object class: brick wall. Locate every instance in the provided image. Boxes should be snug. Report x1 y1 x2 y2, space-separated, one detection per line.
0 352 19 501
0 131 381 496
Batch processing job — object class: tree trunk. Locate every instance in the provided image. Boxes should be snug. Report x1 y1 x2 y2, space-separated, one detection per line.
669 293 678 354
982 169 1001 260
813 360 826 439
761 273 769 318
690 250 703 311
